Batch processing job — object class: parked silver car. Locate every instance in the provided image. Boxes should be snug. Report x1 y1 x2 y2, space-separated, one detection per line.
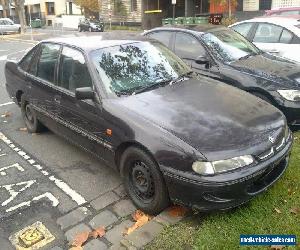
0 18 21 34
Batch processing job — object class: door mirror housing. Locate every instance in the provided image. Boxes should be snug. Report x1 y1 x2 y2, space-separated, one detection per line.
195 55 209 65
75 87 95 100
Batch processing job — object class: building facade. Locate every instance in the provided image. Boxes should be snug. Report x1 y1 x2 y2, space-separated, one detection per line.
24 0 81 26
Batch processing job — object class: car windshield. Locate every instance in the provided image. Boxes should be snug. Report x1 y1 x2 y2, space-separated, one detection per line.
90 41 191 95
202 28 260 62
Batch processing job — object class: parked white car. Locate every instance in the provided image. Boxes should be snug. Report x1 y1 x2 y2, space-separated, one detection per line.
0 18 21 34
229 17 300 63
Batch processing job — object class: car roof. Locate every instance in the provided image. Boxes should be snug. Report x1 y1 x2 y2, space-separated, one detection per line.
230 17 300 35
232 17 300 26
145 24 227 35
44 34 150 52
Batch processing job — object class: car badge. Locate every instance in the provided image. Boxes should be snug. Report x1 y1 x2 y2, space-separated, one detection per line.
269 135 275 144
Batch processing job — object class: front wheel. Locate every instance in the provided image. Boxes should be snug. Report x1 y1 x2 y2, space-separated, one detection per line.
120 147 170 215
21 96 44 133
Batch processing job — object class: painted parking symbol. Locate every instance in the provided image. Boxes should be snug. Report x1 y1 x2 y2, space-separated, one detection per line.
0 131 86 216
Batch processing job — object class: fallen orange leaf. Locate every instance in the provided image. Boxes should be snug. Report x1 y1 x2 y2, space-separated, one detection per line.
89 226 105 239
71 231 89 247
132 210 145 221
125 210 152 235
167 205 188 217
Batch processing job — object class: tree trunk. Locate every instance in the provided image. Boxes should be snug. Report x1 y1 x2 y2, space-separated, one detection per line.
228 0 231 18
14 0 26 34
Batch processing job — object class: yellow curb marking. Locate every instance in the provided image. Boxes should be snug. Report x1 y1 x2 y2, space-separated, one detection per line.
9 221 55 249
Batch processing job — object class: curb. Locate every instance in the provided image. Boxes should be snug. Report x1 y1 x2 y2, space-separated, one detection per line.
119 208 186 249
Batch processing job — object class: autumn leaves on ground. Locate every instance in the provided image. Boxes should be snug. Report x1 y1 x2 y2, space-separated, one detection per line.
147 132 300 250
68 206 188 249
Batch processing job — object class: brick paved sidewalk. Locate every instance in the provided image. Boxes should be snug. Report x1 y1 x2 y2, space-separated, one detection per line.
51 184 185 250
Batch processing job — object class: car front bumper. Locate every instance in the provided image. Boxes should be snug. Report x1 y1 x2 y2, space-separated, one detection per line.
161 137 292 211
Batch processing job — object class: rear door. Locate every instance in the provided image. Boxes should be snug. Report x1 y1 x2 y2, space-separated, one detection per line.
24 43 61 129
56 46 111 162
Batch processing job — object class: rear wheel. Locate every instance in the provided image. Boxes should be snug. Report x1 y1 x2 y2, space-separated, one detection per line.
120 147 170 215
21 96 44 133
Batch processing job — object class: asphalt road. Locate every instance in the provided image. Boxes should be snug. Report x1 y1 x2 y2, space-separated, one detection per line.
0 31 123 249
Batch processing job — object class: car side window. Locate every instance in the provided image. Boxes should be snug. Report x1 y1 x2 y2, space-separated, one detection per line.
232 23 254 37
253 23 283 43
58 46 93 92
280 29 293 43
36 43 60 83
19 47 37 72
147 31 172 47
174 32 205 60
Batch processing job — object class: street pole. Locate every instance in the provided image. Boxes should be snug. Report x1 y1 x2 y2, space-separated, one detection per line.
172 0 176 20
29 5 33 40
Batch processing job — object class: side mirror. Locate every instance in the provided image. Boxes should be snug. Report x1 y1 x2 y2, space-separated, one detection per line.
195 55 209 65
75 87 95 100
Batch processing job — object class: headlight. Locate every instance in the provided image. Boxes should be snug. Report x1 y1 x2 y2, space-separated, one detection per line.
277 90 300 101
192 155 254 176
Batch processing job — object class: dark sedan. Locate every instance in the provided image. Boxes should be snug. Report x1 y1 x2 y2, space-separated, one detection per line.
5 36 292 214
143 25 300 126
78 18 104 32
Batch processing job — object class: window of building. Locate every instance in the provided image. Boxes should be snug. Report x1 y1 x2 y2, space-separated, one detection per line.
130 0 137 12
37 43 60 83
58 46 93 92
46 2 55 15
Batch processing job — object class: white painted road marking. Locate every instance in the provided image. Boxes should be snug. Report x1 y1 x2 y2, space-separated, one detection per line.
6 192 59 212
0 131 87 208
0 102 14 107
1 180 36 206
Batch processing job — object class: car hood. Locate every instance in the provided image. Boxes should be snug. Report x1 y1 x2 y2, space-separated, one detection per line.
116 77 285 161
229 53 300 90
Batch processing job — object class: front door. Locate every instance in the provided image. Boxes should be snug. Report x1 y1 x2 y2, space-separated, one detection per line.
173 32 221 79
56 46 112 163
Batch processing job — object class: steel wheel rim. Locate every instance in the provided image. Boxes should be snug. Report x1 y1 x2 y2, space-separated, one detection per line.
129 160 155 202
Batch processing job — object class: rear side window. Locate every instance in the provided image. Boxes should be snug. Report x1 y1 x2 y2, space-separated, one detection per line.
37 43 60 83
19 47 37 72
146 31 173 47
280 29 293 43
232 23 254 37
58 46 93 92
253 23 283 43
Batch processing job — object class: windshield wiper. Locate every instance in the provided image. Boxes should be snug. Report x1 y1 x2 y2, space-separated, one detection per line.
132 80 171 95
169 70 194 85
238 52 257 61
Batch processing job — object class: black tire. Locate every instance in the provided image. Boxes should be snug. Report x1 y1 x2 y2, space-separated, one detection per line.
78 26 82 32
120 147 170 215
89 27 92 32
18 28 21 34
21 96 44 133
